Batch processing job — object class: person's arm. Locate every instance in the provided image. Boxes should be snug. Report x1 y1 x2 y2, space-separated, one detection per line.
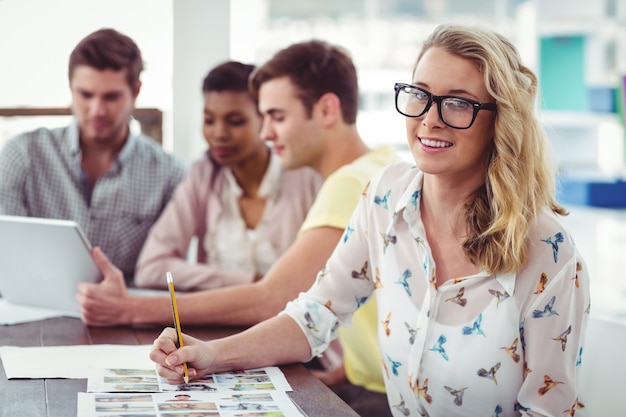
80 166 366 327
517 251 590 415
77 226 342 326
150 314 312 383
178 226 343 325
0 137 29 215
174 226 344 325
150 188 377 382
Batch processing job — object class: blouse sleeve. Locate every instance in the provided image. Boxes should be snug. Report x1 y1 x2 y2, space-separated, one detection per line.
516 234 590 416
282 179 378 359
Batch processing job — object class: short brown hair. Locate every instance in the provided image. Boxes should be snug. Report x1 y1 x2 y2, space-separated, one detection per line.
249 40 359 124
68 28 144 92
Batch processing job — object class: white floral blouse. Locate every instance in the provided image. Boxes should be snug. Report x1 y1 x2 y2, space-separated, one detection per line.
284 162 590 417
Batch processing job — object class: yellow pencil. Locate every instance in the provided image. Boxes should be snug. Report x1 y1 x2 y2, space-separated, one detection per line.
166 272 189 384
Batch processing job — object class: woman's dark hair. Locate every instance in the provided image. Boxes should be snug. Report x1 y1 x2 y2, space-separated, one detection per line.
202 61 255 95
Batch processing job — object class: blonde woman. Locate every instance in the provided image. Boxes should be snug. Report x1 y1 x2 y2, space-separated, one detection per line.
151 25 590 416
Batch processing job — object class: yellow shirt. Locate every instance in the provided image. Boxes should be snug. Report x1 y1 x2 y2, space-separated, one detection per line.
300 145 398 393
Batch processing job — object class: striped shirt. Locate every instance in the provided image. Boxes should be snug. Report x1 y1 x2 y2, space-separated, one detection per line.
0 121 186 282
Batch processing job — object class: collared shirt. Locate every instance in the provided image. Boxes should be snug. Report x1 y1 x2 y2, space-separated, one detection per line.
284 161 590 417
134 152 322 291
0 121 186 282
210 152 292 276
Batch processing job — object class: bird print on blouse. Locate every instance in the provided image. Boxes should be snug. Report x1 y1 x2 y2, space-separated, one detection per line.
446 287 467 307
417 378 433 404
373 267 383 289
534 272 548 294
488 288 510 307
393 394 410 416
381 232 397 253
409 189 421 207
477 362 501 384
462 313 486 337
404 322 418 344
492 404 503 417
386 353 402 376
552 325 572 352
563 397 586 416
541 231 564 263
519 320 527 349
444 385 468 406
304 312 318 332
429 334 449 361
532 295 559 318
501 338 520 363
417 407 431 417
538 374 564 395
382 311 392 336
523 361 532 379
515 402 530 413
395 269 412 296
351 260 369 280
573 261 582 288
342 225 354 243
374 189 391 209
576 347 583 366
355 296 368 308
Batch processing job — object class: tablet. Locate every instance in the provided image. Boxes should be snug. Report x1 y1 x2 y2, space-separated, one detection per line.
0 215 102 313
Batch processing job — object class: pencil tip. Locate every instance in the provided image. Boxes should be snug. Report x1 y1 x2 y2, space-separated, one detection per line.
184 376 189 384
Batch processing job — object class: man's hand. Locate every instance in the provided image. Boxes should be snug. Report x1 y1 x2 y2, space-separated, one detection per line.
76 246 133 326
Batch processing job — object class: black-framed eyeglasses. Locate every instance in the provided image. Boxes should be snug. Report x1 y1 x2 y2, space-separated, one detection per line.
394 82 497 129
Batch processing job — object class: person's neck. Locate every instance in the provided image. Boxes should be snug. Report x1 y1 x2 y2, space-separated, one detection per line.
420 174 482 237
79 130 128 186
316 125 369 179
230 145 272 198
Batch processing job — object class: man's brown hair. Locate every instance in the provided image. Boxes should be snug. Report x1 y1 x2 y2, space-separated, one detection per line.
249 40 359 124
68 28 144 92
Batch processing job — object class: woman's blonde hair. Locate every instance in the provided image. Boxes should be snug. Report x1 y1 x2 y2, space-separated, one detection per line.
417 24 567 275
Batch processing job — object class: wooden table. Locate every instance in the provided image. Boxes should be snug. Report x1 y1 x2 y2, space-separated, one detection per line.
0 317 359 417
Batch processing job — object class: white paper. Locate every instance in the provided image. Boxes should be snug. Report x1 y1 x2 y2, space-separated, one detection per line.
0 344 154 379
77 390 305 417
87 366 293 393
0 299 79 324
79 366 298 416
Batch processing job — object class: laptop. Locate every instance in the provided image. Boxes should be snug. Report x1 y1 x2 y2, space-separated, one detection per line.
0 215 102 313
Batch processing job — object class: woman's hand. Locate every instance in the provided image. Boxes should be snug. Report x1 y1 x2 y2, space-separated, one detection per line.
150 327 215 383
